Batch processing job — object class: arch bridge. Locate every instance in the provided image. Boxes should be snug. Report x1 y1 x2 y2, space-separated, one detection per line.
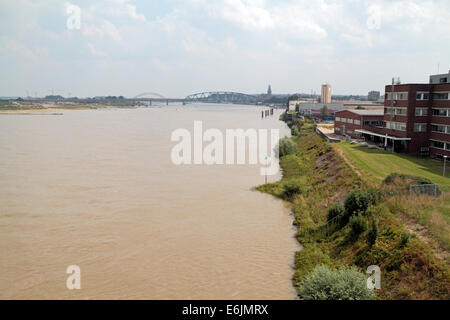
184 92 258 104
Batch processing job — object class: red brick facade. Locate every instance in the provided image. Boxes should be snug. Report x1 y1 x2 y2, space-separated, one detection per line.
333 82 450 158
334 110 384 138
384 83 450 157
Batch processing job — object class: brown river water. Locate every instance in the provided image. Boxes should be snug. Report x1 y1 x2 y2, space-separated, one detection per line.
0 104 299 299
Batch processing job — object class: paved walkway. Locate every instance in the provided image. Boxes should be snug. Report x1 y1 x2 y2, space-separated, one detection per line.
315 125 343 142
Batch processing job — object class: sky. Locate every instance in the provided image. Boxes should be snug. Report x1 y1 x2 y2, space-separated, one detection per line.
1 0 450 98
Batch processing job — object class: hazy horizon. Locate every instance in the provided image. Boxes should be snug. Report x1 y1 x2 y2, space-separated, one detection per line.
1 0 449 98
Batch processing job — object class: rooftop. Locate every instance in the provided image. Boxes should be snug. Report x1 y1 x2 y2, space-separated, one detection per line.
337 109 384 116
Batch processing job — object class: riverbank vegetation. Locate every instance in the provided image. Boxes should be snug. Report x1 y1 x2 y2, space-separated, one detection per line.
257 117 450 300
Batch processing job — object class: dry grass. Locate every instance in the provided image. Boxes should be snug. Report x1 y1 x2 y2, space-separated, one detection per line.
386 193 450 255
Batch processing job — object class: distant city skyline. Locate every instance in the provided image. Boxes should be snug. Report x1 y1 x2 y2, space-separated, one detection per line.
1 0 449 97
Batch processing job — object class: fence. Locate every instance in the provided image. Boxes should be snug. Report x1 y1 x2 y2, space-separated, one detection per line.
409 184 440 196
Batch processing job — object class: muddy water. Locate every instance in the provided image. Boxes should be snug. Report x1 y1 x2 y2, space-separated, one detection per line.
0 104 299 299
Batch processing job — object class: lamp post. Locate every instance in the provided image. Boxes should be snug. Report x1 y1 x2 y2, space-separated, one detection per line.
444 155 448 177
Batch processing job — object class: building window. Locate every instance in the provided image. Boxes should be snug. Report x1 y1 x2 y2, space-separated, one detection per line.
386 92 408 100
416 92 429 100
433 109 449 117
414 123 427 132
431 124 447 133
335 117 340 121
434 92 449 100
386 121 406 131
347 118 353 124
354 120 361 125
415 108 428 116
430 140 445 150
395 108 407 116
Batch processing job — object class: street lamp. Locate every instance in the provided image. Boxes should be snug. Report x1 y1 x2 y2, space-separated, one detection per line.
444 155 448 177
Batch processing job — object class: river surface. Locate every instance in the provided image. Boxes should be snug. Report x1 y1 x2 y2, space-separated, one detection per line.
0 104 299 299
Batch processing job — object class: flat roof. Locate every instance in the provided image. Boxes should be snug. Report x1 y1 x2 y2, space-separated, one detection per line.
337 109 384 116
355 129 411 141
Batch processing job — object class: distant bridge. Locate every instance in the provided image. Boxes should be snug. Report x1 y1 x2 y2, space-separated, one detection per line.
184 92 258 104
133 92 167 99
131 91 260 105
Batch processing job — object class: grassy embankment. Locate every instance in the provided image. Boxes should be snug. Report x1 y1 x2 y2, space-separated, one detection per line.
257 116 450 299
335 141 450 255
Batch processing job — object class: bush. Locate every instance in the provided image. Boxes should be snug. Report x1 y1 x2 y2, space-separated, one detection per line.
399 232 410 248
349 214 366 238
281 179 303 200
344 189 377 217
293 244 332 284
367 220 378 247
291 125 300 136
278 137 297 158
298 265 375 300
383 173 432 186
327 204 345 223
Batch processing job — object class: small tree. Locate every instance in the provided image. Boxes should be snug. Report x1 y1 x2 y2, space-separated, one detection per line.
344 189 377 217
349 214 366 239
367 220 378 247
327 204 345 223
278 137 297 157
322 105 329 116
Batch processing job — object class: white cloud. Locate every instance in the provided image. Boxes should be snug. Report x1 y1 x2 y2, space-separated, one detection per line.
108 4 146 21
87 43 107 57
211 0 328 40
82 20 122 41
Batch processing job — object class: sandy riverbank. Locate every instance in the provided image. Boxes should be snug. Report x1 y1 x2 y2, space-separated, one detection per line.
0 105 129 114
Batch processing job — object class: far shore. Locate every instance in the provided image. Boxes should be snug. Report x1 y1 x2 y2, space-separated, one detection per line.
0 105 135 114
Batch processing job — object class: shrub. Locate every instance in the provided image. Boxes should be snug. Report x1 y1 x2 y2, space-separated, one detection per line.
399 232 410 248
344 189 377 217
281 179 303 200
367 220 378 247
298 265 375 300
278 137 297 158
383 173 432 186
293 244 332 284
291 125 300 136
349 214 366 238
327 204 345 223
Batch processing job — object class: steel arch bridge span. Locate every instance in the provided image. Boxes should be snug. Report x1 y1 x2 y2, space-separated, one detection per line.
184 92 258 104
133 92 166 99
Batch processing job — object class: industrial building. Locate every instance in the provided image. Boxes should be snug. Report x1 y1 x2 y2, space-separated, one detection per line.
334 71 450 158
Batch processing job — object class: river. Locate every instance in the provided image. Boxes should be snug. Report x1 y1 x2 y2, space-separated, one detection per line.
0 104 299 299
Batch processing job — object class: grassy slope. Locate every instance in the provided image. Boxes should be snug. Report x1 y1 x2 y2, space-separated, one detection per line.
258 118 450 300
335 140 450 257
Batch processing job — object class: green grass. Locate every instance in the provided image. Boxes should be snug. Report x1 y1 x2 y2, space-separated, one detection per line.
336 141 450 186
